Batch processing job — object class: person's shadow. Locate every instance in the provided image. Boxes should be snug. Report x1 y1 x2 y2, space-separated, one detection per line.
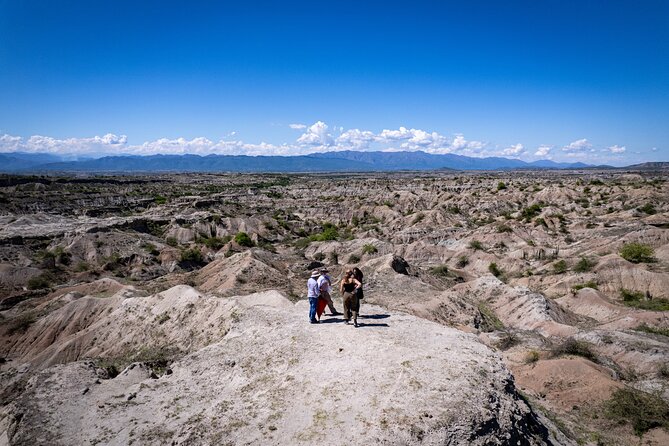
319 314 390 327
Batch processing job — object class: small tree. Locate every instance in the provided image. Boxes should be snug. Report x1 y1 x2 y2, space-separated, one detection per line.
234 232 254 247
620 243 654 263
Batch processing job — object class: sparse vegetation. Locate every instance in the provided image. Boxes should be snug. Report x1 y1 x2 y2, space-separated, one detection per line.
180 248 204 264
477 302 504 332
488 262 503 278
496 224 512 233
525 350 540 363
619 242 655 263
362 244 378 255
634 324 669 337
572 281 598 291
234 232 254 247
469 240 484 251
552 260 568 274
309 223 339 242
604 387 669 436
497 181 506 191
551 338 598 362
430 265 449 277
573 256 596 273
456 256 469 268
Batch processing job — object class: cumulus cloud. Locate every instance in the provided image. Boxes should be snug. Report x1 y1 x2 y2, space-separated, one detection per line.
289 123 306 130
502 143 525 157
0 133 128 155
534 145 552 157
562 138 591 151
336 128 376 150
608 145 626 153
295 121 334 147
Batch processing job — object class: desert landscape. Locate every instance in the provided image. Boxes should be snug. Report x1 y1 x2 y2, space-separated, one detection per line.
0 168 667 445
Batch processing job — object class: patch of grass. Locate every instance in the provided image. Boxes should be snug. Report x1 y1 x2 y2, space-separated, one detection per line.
604 387 669 436
234 232 254 247
166 237 178 247
488 262 503 278
456 255 469 268
552 260 568 274
496 224 513 233
469 240 484 251
197 236 228 250
621 289 669 311
573 256 596 273
142 242 160 256
430 265 449 277
155 313 171 324
637 203 657 215
619 242 655 263
525 350 540 363
634 324 669 337
572 281 598 291
348 254 361 263
328 251 339 265
361 244 378 255
551 338 598 362
154 195 167 205
477 302 504 332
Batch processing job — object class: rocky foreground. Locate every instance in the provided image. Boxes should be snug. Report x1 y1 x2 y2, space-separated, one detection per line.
1 284 567 445
1 170 669 445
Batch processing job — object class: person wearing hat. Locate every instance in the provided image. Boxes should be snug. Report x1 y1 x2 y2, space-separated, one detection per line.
307 269 321 324
317 267 340 316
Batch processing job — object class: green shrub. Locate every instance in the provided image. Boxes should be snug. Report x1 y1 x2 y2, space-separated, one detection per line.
309 223 339 242
197 236 227 250
497 181 507 191
572 281 598 291
621 288 644 302
620 242 655 263
637 203 657 215
362 244 378 255
520 203 543 221
469 240 484 251
552 260 568 274
488 262 502 277
573 256 596 273
142 242 160 256
348 254 361 264
166 237 178 247
604 388 669 436
180 248 203 264
154 195 167 205
234 232 254 247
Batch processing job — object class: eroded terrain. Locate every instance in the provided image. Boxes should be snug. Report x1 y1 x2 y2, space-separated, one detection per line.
1 170 668 445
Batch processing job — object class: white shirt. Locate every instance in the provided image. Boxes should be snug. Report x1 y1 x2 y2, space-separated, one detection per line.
317 275 332 294
307 277 320 298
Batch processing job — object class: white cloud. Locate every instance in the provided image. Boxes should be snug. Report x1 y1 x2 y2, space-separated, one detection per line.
562 138 591 151
295 121 334 147
336 128 376 150
289 123 306 130
534 145 551 157
608 145 626 153
502 143 525 156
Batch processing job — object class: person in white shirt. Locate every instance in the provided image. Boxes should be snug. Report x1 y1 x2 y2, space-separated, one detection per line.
317 268 340 316
307 269 321 324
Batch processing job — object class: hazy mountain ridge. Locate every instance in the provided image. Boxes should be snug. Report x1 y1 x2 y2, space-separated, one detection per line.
0 151 598 172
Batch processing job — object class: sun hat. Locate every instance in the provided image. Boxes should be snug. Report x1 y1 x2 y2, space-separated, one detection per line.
311 270 321 278
319 267 329 273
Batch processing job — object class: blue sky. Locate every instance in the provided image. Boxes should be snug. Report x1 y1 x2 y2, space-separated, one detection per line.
0 0 667 165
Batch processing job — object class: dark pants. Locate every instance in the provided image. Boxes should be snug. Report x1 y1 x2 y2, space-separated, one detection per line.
342 291 359 324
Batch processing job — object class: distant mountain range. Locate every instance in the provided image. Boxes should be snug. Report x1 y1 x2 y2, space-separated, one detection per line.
0 150 636 173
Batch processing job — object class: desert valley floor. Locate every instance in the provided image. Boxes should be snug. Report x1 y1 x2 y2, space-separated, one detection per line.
1 170 668 445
